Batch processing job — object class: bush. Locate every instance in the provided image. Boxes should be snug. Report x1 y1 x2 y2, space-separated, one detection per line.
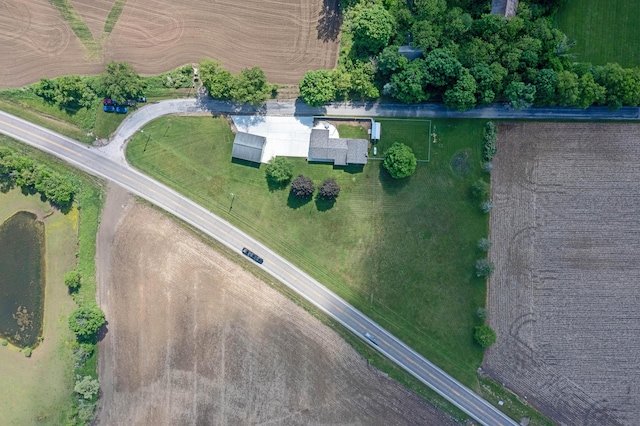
477 237 492 252
318 178 341 200
480 200 493 213
471 179 490 198
483 121 497 162
1 339 7 346
290 175 315 198
383 142 417 179
64 269 82 291
23 347 32 357
265 157 293 185
68 305 106 340
482 162 494 174
476 307 488 320
300 70 336 106
475 258 495 277
474 325 497 348
74 375 100 400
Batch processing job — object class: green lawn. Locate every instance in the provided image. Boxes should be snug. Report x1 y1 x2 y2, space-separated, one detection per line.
555 0 640 67
127 116 489 386
337 123 369 139
94 108 127 139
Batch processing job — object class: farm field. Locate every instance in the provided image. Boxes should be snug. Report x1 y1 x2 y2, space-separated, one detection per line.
0 0 340 88
0 189 78 425
125 115 490 388
96 185 457 425
555 0 640 67
485 122 640 426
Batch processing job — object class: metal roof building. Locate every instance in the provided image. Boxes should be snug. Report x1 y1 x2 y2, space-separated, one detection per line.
308 129 368 166
231 132 266 163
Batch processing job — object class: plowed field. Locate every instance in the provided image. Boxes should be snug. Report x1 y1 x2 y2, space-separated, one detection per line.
484 122 640 426
95 184 455 426
0 0 340 88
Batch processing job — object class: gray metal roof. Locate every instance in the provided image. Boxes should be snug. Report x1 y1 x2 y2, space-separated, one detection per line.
308 129 368 166
232 132 266 163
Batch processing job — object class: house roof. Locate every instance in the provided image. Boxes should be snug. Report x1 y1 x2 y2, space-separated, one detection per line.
491 0 519 17
308 128 368 166
232 132 266 163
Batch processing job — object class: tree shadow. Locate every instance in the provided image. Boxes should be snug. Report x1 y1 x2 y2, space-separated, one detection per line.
287 192 313 209
317 0 342 42
266 177 289 192
378 165 410 195
97 321 109 343
315 196 336 211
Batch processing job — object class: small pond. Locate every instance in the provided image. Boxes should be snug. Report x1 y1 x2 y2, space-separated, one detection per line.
0 211 45 348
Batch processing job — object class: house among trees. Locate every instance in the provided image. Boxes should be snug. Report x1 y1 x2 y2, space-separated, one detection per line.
491 0 519 18
231 132 266 163
308 128 368 166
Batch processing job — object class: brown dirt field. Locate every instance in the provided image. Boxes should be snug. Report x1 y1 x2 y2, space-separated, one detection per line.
0 0 102 87
95 184 455 426
0 0 340 88
484 122 640 426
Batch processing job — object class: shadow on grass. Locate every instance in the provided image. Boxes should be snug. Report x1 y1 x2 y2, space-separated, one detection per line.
231 158 261 169
287 192 313 209
97 321 109 343
315 196 336 211
334 164 365 174
266 177 289 192
378 166 410 195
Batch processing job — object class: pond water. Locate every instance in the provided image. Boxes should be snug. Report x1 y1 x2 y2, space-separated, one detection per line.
0 211 45 348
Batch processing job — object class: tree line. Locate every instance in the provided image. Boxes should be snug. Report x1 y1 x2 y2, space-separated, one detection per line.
0 146 76 207
300 0 640 110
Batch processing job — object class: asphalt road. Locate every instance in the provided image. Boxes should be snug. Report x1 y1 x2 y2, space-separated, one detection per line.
0 108 521 425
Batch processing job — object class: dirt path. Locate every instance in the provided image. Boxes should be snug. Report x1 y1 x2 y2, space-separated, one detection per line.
95 186 455 425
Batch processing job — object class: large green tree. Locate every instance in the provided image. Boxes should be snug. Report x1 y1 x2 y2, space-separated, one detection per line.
444 69 477 111
383 142 417 179
98 61 145 104
68 305 106 340
265 157 294 185
230 67 273 106
299 70 336 106
350 3 395 54
199 59 233 99
474 325 497 348
505 81 536 109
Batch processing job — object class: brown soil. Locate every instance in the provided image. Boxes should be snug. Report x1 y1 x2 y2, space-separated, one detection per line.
0 0 340 88
484 122 640 426
0 0 102 87
96 184 455 426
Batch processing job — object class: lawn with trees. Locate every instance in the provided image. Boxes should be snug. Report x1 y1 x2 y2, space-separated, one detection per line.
0 137 103 425
126 116 493 389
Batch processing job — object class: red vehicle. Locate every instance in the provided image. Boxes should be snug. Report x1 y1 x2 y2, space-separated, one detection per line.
103 98 112 106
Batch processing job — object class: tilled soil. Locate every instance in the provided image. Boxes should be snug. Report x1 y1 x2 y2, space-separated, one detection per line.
95 184 455 426
0 0 340 88
484 122 640 426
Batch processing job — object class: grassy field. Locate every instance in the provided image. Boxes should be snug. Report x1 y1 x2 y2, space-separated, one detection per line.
126 116 489 386
94 108 127 139
0 189 78 425
0 136 104 424
555 0 640 67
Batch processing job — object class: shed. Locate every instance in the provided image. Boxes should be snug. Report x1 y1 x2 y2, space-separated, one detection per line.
491 0 519 18
232 132 266 163
371 122 381 141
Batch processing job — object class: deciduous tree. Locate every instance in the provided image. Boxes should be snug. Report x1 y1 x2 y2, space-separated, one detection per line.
265 157 294 184
318 178 340 200
68 305 106 340
350 4 395 54
299 70 336 106
383 142 417 179
474 325 496 347
290 175 315 198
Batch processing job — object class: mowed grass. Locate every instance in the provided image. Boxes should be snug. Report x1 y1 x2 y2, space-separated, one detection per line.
126 116 490 386
0 189 78 425
555 0 640 67
94 108 127 139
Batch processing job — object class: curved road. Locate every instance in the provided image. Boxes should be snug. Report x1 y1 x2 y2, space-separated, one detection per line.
5 99 628 426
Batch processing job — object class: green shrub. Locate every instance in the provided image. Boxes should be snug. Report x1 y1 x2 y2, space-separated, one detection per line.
1 339 7 346
23 347 32 357
471 179 490 198
476 307 488 320
64 269 82 291
475 258 495 277
477 237 492 251
474 325 497 348
68 305 106 341
480 200 493 213
483 121 497 162
74 375 100 400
